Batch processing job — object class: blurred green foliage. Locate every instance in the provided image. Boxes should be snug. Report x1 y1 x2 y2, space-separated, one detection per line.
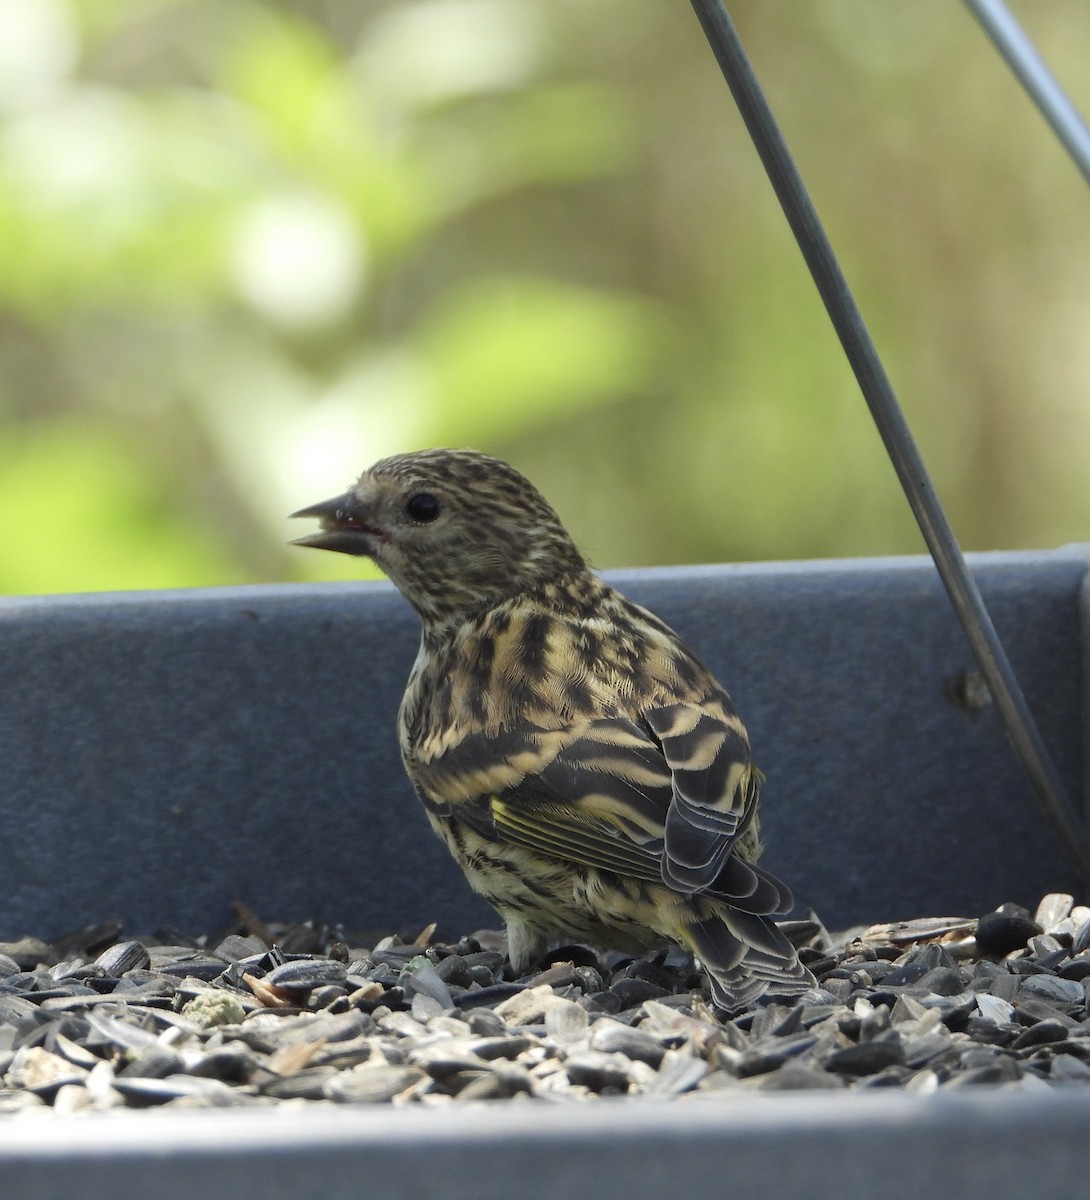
0 0 1088 594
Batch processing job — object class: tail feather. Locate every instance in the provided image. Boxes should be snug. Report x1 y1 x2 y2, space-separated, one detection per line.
707 857 794 914
685 909 817 1012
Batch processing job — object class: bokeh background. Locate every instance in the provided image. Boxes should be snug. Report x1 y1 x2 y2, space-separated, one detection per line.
1 0 1088 594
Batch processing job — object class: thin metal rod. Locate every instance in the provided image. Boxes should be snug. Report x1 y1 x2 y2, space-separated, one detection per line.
964 0 1090 188
689 0 1090 885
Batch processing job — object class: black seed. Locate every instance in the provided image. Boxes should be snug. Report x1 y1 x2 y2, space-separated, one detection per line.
976 910 1043 956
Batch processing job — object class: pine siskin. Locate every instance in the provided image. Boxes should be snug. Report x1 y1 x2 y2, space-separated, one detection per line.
292 449 814 1010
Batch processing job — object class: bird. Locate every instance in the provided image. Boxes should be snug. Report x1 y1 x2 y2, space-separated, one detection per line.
291 448 814 1010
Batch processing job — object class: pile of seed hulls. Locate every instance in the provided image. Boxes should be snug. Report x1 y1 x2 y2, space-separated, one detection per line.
1 893 1088 1114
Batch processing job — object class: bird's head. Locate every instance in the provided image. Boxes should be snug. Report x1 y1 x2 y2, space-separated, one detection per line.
291 448 589 627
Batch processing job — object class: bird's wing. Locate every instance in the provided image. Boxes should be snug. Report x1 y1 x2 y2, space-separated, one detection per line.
413 705 790 916
489 718 671 884
643 701 756 893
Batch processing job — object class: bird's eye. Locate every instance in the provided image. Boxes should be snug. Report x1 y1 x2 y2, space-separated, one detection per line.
405 492 441 523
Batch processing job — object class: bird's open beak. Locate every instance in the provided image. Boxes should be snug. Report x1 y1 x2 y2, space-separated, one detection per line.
289 492 382 557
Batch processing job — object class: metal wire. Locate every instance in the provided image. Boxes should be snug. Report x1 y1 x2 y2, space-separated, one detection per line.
688 0 1090 885
964 0 1090 188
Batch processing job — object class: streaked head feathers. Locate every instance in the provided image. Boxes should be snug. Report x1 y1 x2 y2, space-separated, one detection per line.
293 449 587 627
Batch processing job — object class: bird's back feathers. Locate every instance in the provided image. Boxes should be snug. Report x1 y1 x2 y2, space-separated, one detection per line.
401 582 813 1010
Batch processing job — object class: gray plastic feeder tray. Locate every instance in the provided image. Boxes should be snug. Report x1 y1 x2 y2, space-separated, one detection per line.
2 548 1089 1197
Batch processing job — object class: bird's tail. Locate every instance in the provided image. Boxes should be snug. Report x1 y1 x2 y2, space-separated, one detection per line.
681 903 817 1013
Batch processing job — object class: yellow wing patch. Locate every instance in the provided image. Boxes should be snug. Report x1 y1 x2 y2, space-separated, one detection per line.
490 796 662 882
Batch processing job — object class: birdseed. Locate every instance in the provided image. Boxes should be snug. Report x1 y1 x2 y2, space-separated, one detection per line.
1 893 1088 1114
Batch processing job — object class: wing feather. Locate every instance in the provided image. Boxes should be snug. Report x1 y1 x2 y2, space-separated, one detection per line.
647 702 762 895
491 798 662 881
412 702 788 918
